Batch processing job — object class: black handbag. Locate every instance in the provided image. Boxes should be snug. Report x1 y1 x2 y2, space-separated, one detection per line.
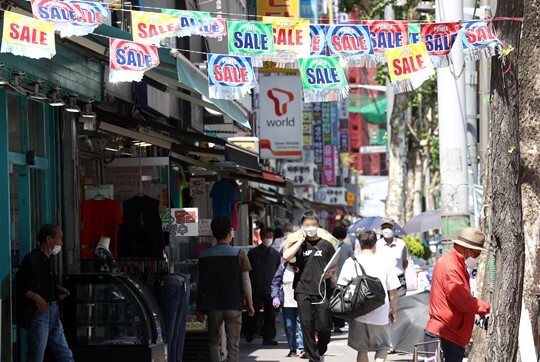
330 257 386 320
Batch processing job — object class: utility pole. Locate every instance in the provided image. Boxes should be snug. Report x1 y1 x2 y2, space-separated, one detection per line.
436 0 470 246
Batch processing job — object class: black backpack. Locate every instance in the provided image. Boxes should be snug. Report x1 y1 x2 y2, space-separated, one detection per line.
330 257 386 320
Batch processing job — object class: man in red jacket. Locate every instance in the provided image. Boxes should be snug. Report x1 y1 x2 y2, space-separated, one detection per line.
425 227 491 361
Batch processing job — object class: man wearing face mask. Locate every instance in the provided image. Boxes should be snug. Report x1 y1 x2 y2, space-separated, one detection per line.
282 210 338 362
246 228 281 345
14 224 74 362
376 218 409 297
424 227 491 362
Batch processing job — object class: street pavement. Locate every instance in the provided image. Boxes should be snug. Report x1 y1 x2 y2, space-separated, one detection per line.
239 324 414 361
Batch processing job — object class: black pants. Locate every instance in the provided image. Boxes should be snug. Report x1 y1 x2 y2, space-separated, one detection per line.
296 293 332 362
424 330 465 362
246 293 276 340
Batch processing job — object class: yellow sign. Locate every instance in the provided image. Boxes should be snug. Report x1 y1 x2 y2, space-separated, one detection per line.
131 11 180 45
386 42 434 82
258 61 300 73
257 0 299 18
1 11 55 59
347 192 355 207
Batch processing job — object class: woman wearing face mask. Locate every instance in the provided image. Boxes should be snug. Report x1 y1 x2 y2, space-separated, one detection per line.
246 228 281 345
282 210 339 362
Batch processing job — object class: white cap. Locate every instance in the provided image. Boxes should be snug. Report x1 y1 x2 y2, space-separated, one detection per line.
98 236 111 251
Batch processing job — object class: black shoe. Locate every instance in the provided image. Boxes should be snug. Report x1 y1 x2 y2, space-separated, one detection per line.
286 350 297 357
262 339 278 345
333 327 343 333
245 335 253 343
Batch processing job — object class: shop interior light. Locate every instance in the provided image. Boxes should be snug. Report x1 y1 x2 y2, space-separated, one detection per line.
132 140 152 147
81 102 96 119
105 147 119 152
48 88 65 107
29 81 48 100
10 72 27 95
65 95 81 113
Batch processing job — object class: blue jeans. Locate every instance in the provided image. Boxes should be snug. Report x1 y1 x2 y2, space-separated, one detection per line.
282 307 304 352
27 304 74 362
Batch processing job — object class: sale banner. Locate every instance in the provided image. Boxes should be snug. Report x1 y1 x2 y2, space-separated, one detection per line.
131 11 180 45
386 42 434 93
363 20 408 63
109 38 160 83
326 25 375 67
1 11 55 59
207 54 256 100
460 21 501 62
198 17 227 38
421 22 461 67
298 56 349 102
310 24 327 56
31 0 109 37
227 21 274 67
263 16 310 67
162 9 213 37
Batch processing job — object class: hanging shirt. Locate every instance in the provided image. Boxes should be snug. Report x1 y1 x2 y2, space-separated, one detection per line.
80 199 123 259
210 179 237 219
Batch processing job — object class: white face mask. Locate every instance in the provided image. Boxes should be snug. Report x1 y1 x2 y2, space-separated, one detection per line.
465 251 479 268
50 245 62 256
382 228 394 239
262 239 273 247
304 227 318 237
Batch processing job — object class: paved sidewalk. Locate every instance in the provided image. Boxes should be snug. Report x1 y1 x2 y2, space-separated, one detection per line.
239 325 414 362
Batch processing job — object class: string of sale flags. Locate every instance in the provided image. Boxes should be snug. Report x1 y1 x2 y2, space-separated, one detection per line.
0 1 503 102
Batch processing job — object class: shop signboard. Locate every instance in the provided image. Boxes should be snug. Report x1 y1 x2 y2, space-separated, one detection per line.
189 178 206 197
169 208 199 239
259 75 303 159
302 101 313 163
331 102 339 147
283 161 317 185
198 219 212 236
322 102 331 145
313 123 324 166
322 144 336 186
257 0 299 17
340 130 349 152
314 186 347 205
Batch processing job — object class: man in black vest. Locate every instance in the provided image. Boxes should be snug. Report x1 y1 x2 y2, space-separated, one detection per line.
196 216 255 362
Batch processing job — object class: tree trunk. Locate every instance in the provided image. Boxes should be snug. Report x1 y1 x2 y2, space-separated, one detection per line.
519 0 540 355
485 0 525 360
386 93 408 225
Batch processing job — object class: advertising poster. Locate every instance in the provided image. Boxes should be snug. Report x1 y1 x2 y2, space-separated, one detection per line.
170 208 199 239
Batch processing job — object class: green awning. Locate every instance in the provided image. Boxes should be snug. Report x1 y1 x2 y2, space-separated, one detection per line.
349 96 387 125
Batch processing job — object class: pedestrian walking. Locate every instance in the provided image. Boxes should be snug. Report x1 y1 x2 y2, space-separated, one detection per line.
246 228 281 345
14 224 75 362
282 210 339 362
273 223 295 248
271 259 305 358
376 218 409 297
338 230 400 362
424 227 491 362
332 225 354 333
196 216 255 362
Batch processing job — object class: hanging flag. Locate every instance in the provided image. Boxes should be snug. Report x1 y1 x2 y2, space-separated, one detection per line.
420 22 461 67
327 25 375 67
109 38 160 83
131 11 180 45
263 16 310 67
31 0 109 37
198 17 227 38
207 54 256 100
227 21 274 67
386 42 435 93
461 21 501 61
310 24 327 56
298 56 349 103
1 11 55 59
363 20 408 63
162 9 213 37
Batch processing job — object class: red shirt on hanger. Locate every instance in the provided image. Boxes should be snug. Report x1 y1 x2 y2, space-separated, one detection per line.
80 199 123 259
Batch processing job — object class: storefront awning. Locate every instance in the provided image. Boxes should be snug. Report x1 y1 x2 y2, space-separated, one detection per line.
349 96 387 125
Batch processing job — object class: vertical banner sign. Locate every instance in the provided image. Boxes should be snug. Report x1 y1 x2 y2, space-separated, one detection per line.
326 25 375 67
31 0 110 37
313 123 324 166
227 21 275 67
338 97 349 126
460 21 500 62
1 11 55 59
259 75 303 159
310 25 327 56
323 145 336 186
162 9 213 37
131 11 180 45
322 102 332 145
109 38 160 83
364 20 408 63
386 42 435 93
170 208 199 239
301 0 318 22
331 102 339 147
421 22 461 67
198 18 227 38
257 0 299 18
302 102 314 163
207 54 256 100
298 56 349 103
340 130 349 152
263 17 310 66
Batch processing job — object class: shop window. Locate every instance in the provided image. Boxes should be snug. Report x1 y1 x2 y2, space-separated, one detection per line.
28 100 46 158
10 164 20 252
8 93 23 153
